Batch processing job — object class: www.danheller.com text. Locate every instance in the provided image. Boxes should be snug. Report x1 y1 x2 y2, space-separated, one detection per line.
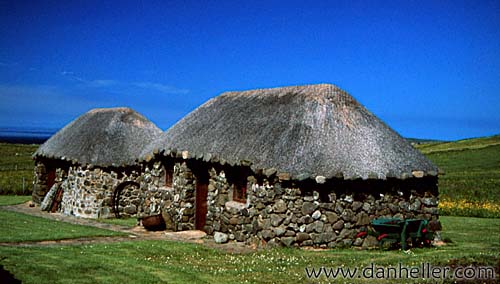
305 262 496 280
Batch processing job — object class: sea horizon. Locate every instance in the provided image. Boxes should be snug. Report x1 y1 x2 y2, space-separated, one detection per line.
0 126 57 144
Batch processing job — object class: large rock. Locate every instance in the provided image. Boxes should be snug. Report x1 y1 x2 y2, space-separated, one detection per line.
270 214 284 226
273 200 288 213
273 226 287 237
301 202 318 215
362 235 379 248
266 238 281 249
214 232 229 244
299 215 313 224
341 209 355 222
332 220 344 230
261 229 276 240
296 232 310 242
124 205 137 215
281 237 295 247
352 201 363 211
324 212 339 223
311 210 321 220
353 237 364 246
356 212 370 226
311 232 336 244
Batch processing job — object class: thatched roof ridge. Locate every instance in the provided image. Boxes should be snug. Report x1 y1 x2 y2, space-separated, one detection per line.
35 107 162 167
143 84 438 180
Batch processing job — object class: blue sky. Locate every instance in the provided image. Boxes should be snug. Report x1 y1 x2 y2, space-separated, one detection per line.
0 0 499 141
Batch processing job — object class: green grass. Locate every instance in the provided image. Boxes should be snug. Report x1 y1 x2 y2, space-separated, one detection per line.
0 143 38 195
0 210 125 243
97 217 138 228
0 216 498 284
416 135 500 154
0 195 31 206
415 135 500 218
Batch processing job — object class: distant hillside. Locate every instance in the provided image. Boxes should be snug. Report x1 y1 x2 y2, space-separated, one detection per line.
415 134 500 154
414 135 500 217
406 138 444 145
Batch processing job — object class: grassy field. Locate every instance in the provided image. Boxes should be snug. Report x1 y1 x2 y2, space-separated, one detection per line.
0 143 38 195
415 135 500 218
0 210 126 242
0 195 31 206
97 216 138 228
0 211 498 283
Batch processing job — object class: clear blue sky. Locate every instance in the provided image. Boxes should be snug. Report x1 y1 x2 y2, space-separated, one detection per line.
1 0 499 141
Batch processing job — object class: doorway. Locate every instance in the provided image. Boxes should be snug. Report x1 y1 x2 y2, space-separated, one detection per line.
195 178 208 231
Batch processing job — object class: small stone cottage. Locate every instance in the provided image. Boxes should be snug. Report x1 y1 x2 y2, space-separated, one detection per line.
139 84 440 248
33 107 162 218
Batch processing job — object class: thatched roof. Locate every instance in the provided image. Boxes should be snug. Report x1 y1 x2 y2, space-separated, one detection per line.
35 107 162 167
143 84 438 180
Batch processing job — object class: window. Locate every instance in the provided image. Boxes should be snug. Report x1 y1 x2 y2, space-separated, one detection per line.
164 165 174 187
232 168 248 203
233 183 247 203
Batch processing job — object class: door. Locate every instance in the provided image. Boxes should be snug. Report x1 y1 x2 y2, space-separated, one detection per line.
46 167 56 190
195 181 208 231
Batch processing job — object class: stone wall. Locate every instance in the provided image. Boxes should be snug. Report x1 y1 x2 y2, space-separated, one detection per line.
59 165 141 218
141 157 440 248
208 173 439 248
140 160 197 230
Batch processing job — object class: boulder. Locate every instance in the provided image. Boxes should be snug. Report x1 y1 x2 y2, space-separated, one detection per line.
301 202 318 215
273 200 288 213
332 220 344 230
281 237 295 247
214 232 229 244
296 232 310 242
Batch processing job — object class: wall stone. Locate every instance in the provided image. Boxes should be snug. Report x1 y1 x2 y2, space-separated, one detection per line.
141 157 440 249
59 165 140 218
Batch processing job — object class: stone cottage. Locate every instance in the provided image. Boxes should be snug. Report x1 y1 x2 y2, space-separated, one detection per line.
33 107 162 218
139 84 440 248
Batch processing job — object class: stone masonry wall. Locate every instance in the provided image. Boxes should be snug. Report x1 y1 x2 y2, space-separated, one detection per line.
141 157 440 248
139 160 196 230
208 173 439 249
60 165 140 218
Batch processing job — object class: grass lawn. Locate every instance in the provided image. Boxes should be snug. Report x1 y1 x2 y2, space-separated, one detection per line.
0 210 125 243
97 217 138 228
0 216 498 284
0 195 31 206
